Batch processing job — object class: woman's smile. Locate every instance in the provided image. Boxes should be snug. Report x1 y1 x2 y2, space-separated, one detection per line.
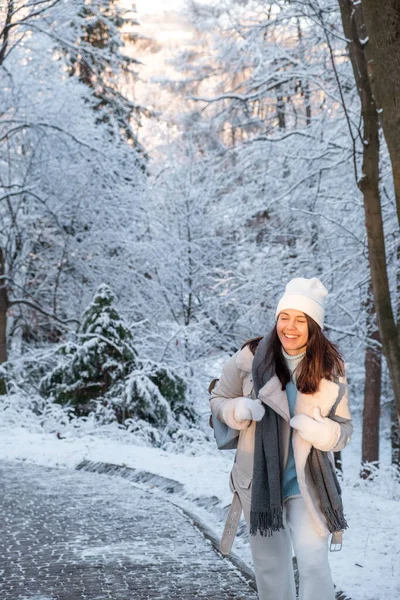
277 309 309 355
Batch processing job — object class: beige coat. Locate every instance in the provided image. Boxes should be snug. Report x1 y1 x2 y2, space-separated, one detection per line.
210 345 352 538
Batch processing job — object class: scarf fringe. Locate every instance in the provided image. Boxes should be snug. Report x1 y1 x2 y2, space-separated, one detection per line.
250 508 284 537
323 505 348 533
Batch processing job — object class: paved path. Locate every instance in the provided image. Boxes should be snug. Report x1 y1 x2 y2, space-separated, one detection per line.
0 461 257 600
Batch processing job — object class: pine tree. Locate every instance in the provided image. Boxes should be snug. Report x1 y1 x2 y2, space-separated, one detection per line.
121 365 194 428
64 0 148 154
40 284 136 409
40 284 194 430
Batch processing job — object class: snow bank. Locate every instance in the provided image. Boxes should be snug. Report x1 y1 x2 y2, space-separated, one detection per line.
0 413 399 600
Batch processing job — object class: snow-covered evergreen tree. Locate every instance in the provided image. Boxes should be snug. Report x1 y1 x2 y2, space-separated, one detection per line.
40 284 136 406
39 284 194 431
62 0 148 153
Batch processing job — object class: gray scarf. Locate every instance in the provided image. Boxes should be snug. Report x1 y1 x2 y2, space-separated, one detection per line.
250 336 348 537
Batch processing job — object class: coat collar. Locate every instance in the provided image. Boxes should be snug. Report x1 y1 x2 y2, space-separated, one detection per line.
236 345 341 418
235 345 254 373
258 374 340 421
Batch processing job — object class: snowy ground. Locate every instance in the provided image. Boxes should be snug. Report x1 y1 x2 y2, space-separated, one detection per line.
0 460 257 599
0 408 399 600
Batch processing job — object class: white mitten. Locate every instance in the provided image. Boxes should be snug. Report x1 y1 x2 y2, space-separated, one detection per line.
221 398 251 430
290 407 340 451
234 397 265 422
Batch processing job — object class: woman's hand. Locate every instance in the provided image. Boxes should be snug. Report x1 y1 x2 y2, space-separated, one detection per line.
234 397 265 423
221 398 251 430
290 407 340 451
221 397 265 430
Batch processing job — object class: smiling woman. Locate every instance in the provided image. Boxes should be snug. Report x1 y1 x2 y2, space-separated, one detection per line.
209 276 353 600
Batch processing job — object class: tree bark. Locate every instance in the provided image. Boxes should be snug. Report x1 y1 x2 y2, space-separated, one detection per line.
296 19 311 126
338 0 400 429
0 1 13 67
392 400 400 470
393 242 400 468
360 0 400 228
361 285 381 478
361 336 381 470
0 248 8 394
0 248 7 365
276 91 286 130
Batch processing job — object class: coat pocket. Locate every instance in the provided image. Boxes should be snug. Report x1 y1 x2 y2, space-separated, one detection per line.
231 463 252 501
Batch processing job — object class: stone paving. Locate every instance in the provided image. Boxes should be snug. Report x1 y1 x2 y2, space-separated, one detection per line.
0 461 258 600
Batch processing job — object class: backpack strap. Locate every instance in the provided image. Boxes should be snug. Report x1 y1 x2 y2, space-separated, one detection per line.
208 378 219 429
208 378 219 394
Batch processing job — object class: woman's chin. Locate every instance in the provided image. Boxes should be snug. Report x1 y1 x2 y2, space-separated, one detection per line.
281 341 306 355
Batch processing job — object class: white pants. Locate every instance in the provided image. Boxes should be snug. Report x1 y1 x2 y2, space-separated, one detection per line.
241 495 335 600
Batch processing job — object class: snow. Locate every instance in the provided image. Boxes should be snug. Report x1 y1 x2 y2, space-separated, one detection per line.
1 1 399 599
0 412 399 600
20 597 55 600
80 542 158 565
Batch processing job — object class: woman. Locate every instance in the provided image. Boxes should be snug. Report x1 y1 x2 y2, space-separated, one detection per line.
210 277 352 600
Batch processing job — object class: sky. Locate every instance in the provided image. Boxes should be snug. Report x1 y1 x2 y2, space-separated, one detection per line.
136 0 185 15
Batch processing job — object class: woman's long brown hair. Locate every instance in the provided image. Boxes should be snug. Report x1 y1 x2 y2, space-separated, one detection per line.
241 315 345 394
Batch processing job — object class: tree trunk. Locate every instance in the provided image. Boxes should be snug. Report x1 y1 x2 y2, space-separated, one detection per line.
0 248 8 394
361 286 381 478
360 0 400 228
338 0 400 429
393 241 400 469
361 333 381 474
391 400 400 470
276 91 286 130
0 247 7 363
0 1 13 67
296 19 311 126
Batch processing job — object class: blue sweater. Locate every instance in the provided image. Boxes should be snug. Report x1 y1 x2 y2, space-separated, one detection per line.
282 348 305 499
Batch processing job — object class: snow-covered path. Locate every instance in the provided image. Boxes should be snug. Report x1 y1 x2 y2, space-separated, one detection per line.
0 460 257 600
1 425 399 599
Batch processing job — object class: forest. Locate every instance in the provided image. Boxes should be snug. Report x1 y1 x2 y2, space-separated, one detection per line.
0 2 400 598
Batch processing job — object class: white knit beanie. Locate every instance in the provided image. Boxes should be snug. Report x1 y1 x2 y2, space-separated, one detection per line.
275 277 328 329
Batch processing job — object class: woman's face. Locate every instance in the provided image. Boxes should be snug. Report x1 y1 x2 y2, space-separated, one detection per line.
277 309 309 355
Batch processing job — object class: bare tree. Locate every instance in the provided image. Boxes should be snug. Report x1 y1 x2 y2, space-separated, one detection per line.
0 0 146 381
338 0 400 437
